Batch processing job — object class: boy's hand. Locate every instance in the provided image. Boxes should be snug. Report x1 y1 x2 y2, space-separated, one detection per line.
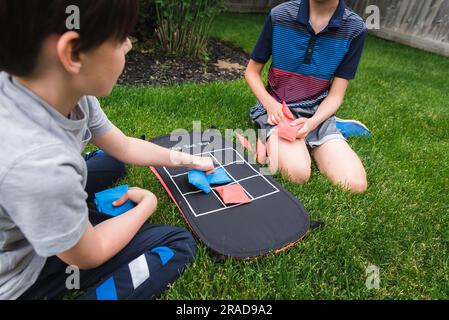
59 187 158 270
266 101 284 125
291 118 312 140
113 187 156 207
190 156 215 172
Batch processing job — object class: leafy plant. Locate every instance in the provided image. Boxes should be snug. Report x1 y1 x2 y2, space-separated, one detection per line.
155 0 224 59
133 0 157 41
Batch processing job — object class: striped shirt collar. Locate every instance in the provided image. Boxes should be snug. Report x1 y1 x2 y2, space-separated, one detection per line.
297 0 347 29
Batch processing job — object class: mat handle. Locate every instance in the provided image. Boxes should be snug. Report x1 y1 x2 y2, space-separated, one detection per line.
310 220 325 230
210 251 228 264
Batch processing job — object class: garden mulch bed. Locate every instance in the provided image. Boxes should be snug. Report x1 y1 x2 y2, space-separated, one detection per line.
118 38 250 86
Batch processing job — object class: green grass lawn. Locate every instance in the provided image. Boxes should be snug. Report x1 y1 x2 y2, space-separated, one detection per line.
97 14 449 299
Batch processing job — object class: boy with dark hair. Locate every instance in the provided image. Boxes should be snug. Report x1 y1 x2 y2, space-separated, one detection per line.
245 0 368 193
0 0 214 300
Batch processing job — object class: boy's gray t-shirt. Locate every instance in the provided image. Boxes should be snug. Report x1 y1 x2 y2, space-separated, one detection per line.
0 72 113 299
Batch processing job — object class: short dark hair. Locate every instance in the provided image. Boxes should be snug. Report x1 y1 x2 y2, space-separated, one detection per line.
0 0 139 76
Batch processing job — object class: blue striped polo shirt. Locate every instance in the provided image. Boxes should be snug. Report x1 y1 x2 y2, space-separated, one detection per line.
251 0 367 105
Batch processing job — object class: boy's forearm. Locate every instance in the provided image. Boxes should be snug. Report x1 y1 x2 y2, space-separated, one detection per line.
92 197 157 267
246 72 274 107
245 62 278 108
123 137 197 168
58 197 157 270
92 126 198 168
308 77 349 130
309 95 343 130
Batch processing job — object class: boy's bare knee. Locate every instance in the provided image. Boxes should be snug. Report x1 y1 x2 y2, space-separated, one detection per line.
146 192 159 211
283 165 311 185
268 161 311 184
289 172 311 185
267 162 279 176
346 177 368 194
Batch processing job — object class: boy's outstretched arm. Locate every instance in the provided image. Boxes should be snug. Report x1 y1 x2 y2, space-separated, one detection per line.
91 126 214 171
58 188 157 270
291 77 349 139
245 59 284 126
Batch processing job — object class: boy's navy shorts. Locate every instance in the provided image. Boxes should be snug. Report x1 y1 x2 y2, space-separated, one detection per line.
250 100 346 149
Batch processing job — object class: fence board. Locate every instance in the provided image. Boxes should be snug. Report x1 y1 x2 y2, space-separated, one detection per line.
346 0 449 56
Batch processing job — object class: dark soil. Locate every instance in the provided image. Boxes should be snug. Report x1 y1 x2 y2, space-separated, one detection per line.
118 38 250 86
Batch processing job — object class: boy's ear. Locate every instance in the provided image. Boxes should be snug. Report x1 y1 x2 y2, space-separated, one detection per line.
56 31 83 75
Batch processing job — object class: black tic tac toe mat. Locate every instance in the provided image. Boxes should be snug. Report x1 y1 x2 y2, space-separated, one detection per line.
150 131 312 259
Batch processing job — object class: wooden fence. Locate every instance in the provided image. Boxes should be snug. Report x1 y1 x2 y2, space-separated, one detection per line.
346 0 449 57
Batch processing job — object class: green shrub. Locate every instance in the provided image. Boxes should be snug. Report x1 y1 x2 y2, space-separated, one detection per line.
155 0 224 59
133 0 157 42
